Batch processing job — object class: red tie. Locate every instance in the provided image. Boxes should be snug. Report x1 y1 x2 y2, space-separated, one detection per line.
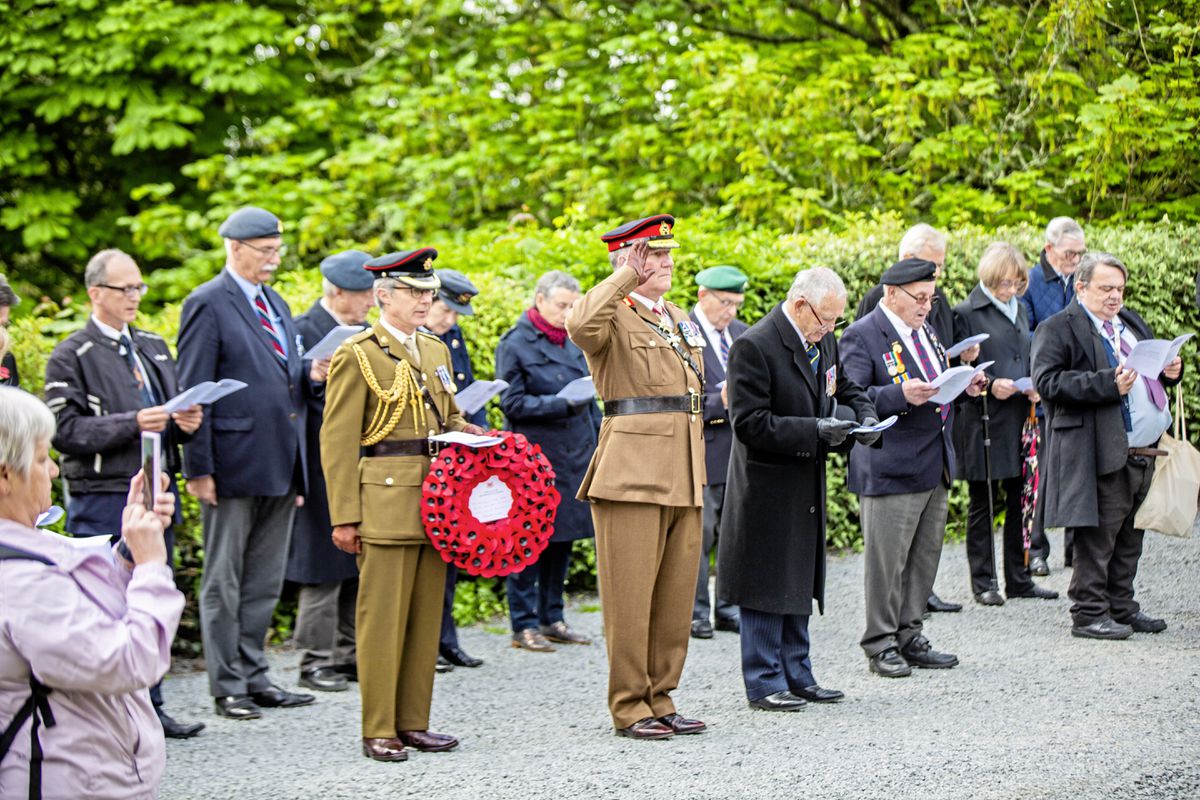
254 291 287 364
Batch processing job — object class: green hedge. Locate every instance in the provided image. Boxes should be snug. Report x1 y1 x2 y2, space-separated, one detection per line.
9 213 1200 640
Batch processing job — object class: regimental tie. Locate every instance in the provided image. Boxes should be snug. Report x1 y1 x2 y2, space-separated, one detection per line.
652 302 670 329
716 327 730 369
120 334 157 407
805 342 820 375
254 289 288 365
402 334 421 366
1104 320 1167 410
909 327 949 421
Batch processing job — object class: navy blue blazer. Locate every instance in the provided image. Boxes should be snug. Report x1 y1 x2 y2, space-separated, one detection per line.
689 310 749 485
177 269 308 498
434 323 488 428
840 305 956 496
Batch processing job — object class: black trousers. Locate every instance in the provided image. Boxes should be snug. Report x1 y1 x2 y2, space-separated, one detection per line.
966 478 1034 596
1066 456 1155 626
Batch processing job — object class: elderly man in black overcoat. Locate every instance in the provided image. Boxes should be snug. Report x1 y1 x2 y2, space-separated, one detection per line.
718 267 877 711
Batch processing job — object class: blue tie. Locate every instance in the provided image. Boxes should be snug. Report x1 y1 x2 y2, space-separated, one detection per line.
806 343 820 374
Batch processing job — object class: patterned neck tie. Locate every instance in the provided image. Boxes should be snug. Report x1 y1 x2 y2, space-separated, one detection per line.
715 327 730 369
805 342 820 375
1104 320 1166 410
909 329 949 421
120 334 156 407
254 289 287 365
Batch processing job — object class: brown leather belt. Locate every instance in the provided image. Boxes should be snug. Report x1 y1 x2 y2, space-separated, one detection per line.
604 393 700 417
365 439 437 457
1129 447 1168 458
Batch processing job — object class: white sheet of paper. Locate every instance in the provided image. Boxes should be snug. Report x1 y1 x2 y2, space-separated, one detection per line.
60 533 114 550
453 380 510 416
302 325 363 361
1012 377 1034 392
555 375 596 404
849 415 899 434
35 505 65 528
943 333 990 359
928 360 993 405
163 379 248 414
1122 333 1193 378
428 432 505 448
468 475 514 523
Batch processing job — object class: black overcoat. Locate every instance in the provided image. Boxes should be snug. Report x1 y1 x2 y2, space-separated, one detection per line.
717 304 875 616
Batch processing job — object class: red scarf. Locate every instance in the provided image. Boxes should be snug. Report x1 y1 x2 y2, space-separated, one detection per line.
527 306 568 347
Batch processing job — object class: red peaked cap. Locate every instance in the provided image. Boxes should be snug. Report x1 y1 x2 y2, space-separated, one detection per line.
600 214 680 252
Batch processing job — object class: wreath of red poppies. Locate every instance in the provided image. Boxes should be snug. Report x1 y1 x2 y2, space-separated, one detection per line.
421 431 561 577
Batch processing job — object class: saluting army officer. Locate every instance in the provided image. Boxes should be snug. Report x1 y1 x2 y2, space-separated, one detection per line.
566 214 708 740
321 249 485 762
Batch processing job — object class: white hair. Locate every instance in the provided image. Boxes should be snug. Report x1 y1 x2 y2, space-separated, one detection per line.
1045 217 1084 246
534 270 580 301
84 248 130 288
223 238 236 261
898 224 946 260
0 387 55 478
786 267 846 305
322 278 339 298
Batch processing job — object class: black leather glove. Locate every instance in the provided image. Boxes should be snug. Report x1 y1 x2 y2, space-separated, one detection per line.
816 417 856 446
853 417 881 446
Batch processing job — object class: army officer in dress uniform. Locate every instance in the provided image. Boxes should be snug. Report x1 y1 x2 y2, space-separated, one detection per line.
321 249 486 763
566 214 707 741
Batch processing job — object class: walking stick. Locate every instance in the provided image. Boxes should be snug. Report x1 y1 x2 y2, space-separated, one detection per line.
981 385 999 588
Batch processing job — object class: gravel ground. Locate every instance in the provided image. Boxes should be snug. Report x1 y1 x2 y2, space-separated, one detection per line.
158 530 1200 800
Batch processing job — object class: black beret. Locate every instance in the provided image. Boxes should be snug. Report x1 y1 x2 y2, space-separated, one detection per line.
880 257 937 286
601 214 679 251
319 250 374 291
364 248 440 290
435 269 479 315
218 206 283 240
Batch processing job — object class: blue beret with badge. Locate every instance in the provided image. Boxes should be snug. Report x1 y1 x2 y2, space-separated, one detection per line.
364 248 441 290
217 206 283 240
435 269 479 315
881 257 938 285
695 265 748 293
319 250 374 291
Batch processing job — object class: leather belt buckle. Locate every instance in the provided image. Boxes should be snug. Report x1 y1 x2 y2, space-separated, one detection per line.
427 437 441 458
689 389 701 414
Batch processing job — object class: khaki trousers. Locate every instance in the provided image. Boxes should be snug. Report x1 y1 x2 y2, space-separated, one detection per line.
592 500 702 729
356 542 446 738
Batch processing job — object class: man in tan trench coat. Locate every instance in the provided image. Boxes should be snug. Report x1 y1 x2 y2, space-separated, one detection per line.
321 248 484 762
566 214 708 740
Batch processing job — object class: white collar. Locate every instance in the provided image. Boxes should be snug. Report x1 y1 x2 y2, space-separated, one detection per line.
379 317 418 347
319 298 350 327
629 292 664 313
782 306 812 347
878 300 917 338
91 315 130 342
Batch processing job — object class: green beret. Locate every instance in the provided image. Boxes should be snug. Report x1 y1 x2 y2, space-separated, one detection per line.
695 265 748 293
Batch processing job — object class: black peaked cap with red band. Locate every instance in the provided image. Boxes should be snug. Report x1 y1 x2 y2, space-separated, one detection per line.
364 248 441 290
600 214 680 252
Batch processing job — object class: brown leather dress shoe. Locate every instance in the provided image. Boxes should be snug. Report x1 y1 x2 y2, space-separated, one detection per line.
362 737 408 762
397 730 459 752
657 712 706 735
541 620 592 645
615 717 674 739
512 628 556 652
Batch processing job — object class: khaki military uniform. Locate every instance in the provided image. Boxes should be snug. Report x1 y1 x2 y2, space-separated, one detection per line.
566 265 706 729
321 323 467 738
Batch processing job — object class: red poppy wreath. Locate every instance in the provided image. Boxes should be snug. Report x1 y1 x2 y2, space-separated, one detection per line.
421 431 561 577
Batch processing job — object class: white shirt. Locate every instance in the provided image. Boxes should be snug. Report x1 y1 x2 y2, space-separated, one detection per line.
379 318 421 363
1080 306 1171 447
692 305 731 360
226 265 288 355
878 301 941 380
93 315 155 401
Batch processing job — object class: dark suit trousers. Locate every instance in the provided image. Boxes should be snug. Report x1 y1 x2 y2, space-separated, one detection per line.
1067 456 1155 626
439 565 461 652
294 578 358 671
966 478 1035 596
694 482 739 624
739 608 813 701
507 540 573 632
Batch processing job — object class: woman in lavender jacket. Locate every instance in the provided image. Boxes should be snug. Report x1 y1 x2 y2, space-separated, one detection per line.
0 386 183 800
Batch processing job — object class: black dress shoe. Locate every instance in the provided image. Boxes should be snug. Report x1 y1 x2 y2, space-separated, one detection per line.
157 709 205 738
1008 585 1059 600
435 655 454 673
868 648 912 678
299 667 349 692
397 730 459 752
1071 617 1133 640
748 690 807 711
214 695 262 720
1116 611 1167 634
333 663 358 682
657 712 706 734
714 617 740 633
616 717 674 739
900 636 958 669
440 646 483 668
793 684 844 703
974 589 1005 606
249 684 316 708
1029 556 1050 577
926 594 963 613
362 737 408 762
690 619 714 639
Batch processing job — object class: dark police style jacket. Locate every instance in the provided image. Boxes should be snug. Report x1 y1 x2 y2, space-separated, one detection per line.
494 313 600 542
1032 302 1182 529
841 304 957 496
177 269 308 498
689 310 749 485
951 286 1033 482
45 320 187 494
435 323 488 428
285 300 361 585
718 304 874 616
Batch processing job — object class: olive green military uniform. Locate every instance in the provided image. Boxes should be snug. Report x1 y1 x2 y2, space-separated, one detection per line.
321 323 467 738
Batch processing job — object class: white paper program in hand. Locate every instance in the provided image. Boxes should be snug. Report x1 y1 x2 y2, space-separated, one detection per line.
928 361 993 405
302 325 364 361
428 432 504 448
556 376 596 404
944 333 989 359
1122 333 1193 379
453 380 509 416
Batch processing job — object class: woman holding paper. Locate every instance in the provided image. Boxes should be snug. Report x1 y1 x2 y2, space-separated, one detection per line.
952 243 1058 605
494 271 601 652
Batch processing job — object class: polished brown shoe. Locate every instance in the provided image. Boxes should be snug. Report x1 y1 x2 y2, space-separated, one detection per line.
397 730 459 752
362 737 408 762
512 628 556 652
657 712 706 735
540 621 592 645
615 717 674 739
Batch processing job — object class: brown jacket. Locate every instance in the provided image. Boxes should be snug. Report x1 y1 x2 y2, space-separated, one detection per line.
321 323 467 545
566 266 706 507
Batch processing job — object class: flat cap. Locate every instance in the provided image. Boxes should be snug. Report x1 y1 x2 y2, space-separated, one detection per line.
365 248 441 290
435 269 479 315
601 214 679 252
218 206 283 240
695 265 748 293
319 250 375 291
880 257 937 286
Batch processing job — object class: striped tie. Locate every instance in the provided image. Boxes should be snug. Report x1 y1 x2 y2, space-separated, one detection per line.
254 290 287 365
1104 320 1166 410
909 330 948 421
716 328 730 368
805 343 820 374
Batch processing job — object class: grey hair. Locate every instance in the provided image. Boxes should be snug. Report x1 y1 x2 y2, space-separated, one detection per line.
0 274 19 308
1075 252 1127 286
1045 217 1084 246
534 270 580 301
322 278 339 298
0 387 56 478
898 224 946 260
373 276 399 308
84 249 130 288
786 267 847 305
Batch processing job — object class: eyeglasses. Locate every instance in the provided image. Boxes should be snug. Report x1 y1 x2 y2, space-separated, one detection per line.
97 283 149 298
715 296 745 310
1056 247 1087 261
995 279 1028 290
895 285 939 307
402 287 435 299
800 299 843 332
238 241 287 258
